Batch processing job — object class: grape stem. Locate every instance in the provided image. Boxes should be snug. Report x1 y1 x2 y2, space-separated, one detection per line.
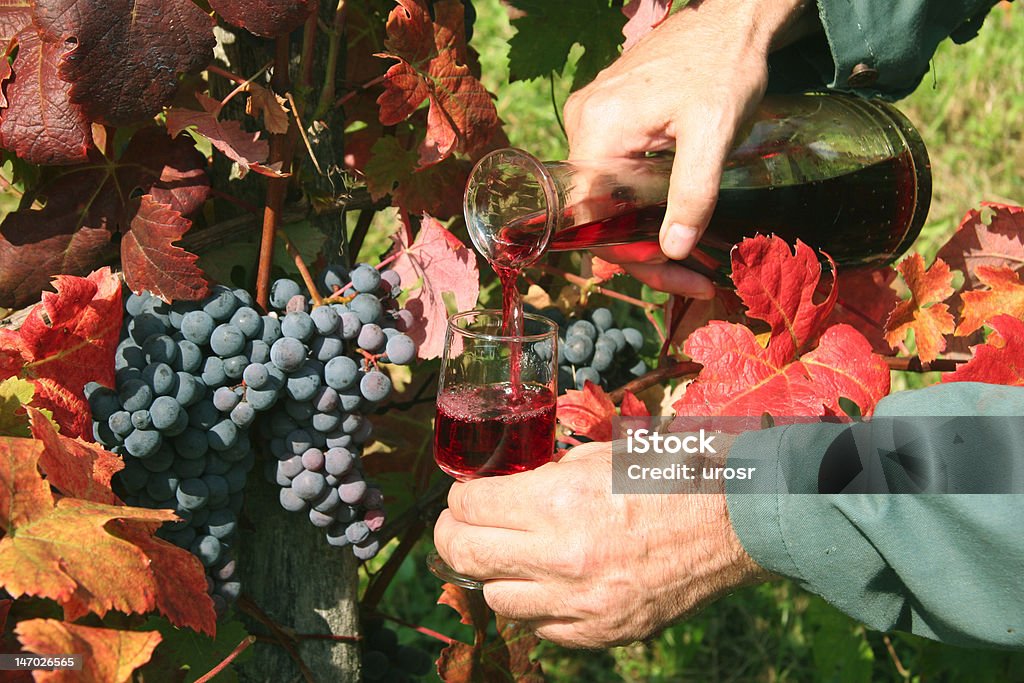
256 36 296 311
368 611 457 646
237 595 317 683
275 229 324 306
207 63 248 85
194 635 256 683
531 263 659 311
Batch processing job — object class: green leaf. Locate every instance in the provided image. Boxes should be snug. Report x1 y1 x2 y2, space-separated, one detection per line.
143 614 252 683
197 219 327 291
507 0 625 90
0 377 35 437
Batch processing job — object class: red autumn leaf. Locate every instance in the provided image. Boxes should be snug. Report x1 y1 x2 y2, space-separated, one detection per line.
243 81 291 134
28 408 122 506
0 1 31 45
122 195 210 303
936 202 1024 290
0 27 91 165
663 289 746 358
732 236 838 357
883 254 956 362
622 0 673 50
955 265 1024 336
591 256 626 282
364 136 470 219
619 390 650 417
209 0 318 39
16 619 161 683
943 315 1024 386
436 583 544 683
33 0 216 126
675 236 890 417
391 215 480 359
0 127 209 308
377 0 500 165
0 268 121 439
824 266 899 354
0 435 214 630
556 380 615 441
166 92 271 175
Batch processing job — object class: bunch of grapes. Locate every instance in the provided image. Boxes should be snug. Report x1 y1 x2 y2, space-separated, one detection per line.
361 619 434 682
529 306 648 393
261 263 416 561
88 285 277 612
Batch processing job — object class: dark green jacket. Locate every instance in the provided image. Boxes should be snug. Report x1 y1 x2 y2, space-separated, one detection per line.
768 0 1002 98
727 383 1024 649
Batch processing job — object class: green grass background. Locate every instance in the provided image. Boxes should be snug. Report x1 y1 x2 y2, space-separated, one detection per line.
374 3 1024 682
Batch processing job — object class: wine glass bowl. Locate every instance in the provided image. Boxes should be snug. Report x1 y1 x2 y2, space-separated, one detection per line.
428 310 558 588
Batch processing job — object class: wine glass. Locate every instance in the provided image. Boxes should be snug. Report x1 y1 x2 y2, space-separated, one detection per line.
427 309 559 589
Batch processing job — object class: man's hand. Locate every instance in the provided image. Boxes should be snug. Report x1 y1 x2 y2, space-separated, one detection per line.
432 441 768 649
564 0 812 298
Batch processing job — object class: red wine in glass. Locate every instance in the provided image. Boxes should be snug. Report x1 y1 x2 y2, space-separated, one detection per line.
435 382 556 480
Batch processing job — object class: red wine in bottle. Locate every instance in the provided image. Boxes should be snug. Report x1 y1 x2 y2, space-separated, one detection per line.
434 382 556 480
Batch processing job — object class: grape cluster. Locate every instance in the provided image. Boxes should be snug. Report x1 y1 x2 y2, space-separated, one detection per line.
88 286 273 612
261 264 415 561
530 306 648 393
361 619 434 682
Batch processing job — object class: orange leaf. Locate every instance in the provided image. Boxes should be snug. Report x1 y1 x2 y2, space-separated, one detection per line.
943 315 1024 386
883 254 956 363
936 202 1024 291
29 408 122 505
619 390 650 417
556 381 615 441
955 265 1024 336
0 435 214 632
16 619 161 683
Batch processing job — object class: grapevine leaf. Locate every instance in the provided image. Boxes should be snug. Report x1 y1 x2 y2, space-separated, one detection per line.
506 0 625 90
0 268 121 439
377 0 500 164
943 315 1024 386
732 235 838 357
209 0 318 39
935 202 1024 290
883 254 956 363
556 380 615 441
28 408 122 506
0 376 34 437
955 265 1024 336
391 215 480 360
824 266 899 354
590 256 625 281
0 27 91 165
436 584 544 683
619 390 650 417
33 0 216 126
664 289 745 359
622 0 672 50
0 1 31 45
243 81 290 135
142 615 252 683
364 136 469 219
16 619 161 683
0 128 210 308
167 92 271 175
122 195 210 303
800 325 891 416
0 437 52 529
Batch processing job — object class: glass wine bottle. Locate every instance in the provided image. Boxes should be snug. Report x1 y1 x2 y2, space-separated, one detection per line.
464 93 931 282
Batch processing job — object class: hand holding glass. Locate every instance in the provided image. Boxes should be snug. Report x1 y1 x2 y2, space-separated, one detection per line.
428 310 558 589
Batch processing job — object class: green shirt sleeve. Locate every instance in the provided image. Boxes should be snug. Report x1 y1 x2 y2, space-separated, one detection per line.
726 382 1024 649
766 0 1001 99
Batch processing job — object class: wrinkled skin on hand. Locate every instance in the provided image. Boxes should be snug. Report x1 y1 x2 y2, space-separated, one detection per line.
563 0 812 299
433 441 769 648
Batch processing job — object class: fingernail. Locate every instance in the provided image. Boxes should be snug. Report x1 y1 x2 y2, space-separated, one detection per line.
662 223 699 259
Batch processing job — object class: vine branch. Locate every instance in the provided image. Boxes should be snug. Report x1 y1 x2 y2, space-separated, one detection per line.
195 635 256 683
237 595 316 683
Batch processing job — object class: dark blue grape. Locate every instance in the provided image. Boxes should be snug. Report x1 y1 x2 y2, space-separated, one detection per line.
229 306 262 338
563 335 593 365
359 371 391 402
603 328 626 353
202 474 230 507
210 324 246 356
384 334 415 364
173 455 207 479
230 401 255 428
189 399 220 430
575 367 600 390
286 365 321 401
326 523 352 547
213 386 241 412
324 356 358 390
173 372 203 407
292 470 327 500
150 395 182 430
146 471 179 501
357 323 386 353
177 478 210 510
350 293 382 324
180 310 215 345
351 264 381 293
259 315 282 346
279 487 307 512
339 472 367 504
125 429 161 458
119 378 153 412
143 362 177 396
623 327 644 353
246 339 271 364
310 306 340 335
131 410 152 430
143 334 178 365
242 362 269 389
191 534 223 567
312 386 339 412
281 311 315 342
115 339 146 370
312 411 341 432
270 279 302 309
223 354 248 380
174 428 209 459
177 339 203 373
338 311 361 340
591 347 613 373
86 384 120 421
353 538 380 560
589 307 613 332
201 357 227 387
208 419 239 451
141 445 175 472
568 320 597 341
629 359 647 377
345 520 370 544
309 509 335 528
325 447 354 476
313 487 341 513
380 269 401 292
270 337 306 372
128 313 167 344
284 398 314 421
245 385 279 412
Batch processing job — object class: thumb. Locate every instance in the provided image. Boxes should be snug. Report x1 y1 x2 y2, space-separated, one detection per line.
659 105 744 261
